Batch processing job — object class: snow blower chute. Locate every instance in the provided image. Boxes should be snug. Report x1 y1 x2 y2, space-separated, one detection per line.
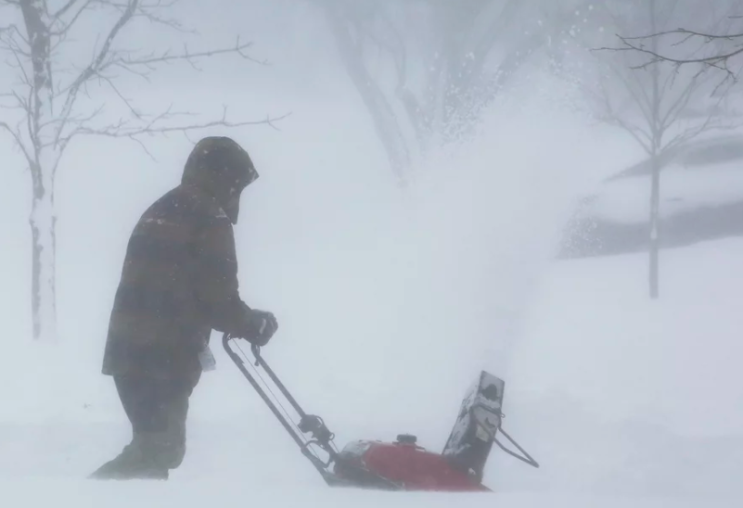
222 332 539 491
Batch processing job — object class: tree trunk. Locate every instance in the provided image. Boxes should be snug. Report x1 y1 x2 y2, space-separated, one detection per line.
323 7 412 184
29 144 63 341
649 153 660 299
30 179 57 341
648 0 661 300
21 0 61 340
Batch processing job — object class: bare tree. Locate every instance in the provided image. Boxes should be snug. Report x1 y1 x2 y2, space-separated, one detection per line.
307 0 590 184
617 29 743 72
578 0 739 299
0 0 286 342
612 12 743 85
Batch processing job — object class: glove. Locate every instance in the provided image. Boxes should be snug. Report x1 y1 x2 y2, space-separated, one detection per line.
236 308 278 346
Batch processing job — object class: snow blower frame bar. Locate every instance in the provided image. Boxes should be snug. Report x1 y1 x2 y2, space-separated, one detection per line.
222 332 407 490
221 332 346 486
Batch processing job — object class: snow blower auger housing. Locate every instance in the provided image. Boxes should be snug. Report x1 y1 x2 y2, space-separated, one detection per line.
222 332 539 491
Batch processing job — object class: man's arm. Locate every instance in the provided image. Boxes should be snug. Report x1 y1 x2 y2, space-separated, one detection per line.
193 214 249 334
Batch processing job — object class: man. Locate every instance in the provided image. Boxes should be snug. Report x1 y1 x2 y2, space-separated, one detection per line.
90 136 278 480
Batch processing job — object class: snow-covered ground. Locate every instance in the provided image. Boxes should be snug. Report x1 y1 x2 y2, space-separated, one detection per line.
578 135 743 224
2 239 741 506
586 162 743 223
501 238 743 496
3 479 733 508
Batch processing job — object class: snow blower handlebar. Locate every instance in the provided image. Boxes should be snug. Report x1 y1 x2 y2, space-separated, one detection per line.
249 341 337 452
221 332 341 484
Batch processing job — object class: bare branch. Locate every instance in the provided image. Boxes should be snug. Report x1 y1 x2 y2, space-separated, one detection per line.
663 112 738 153
60 107 291 154
625 28 743 43
128 0 198 34
102 37 267 73
0 22 31 54
51 0 196 38
0 119 33 163
97 73 142 119
52 0 83 19
580 0 743 164
601 105 653 154
0 90 30 114
53 0 268 147
4 44 32 87
611 61 655 126
618 35 743 66
597 27 743 83
658 71 707 132
49 0 96 37
466 0 522 82
55 0 138 133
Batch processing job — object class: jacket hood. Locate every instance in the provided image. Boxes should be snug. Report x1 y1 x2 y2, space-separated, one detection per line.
181 136 258 223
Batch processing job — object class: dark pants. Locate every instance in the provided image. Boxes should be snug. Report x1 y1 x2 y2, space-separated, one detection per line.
90 373 200 480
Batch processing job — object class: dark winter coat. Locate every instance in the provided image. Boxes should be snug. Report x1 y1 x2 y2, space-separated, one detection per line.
101 137 258 381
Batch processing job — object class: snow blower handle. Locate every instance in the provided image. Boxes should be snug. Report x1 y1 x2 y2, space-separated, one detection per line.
248 343 317 425
222 332 342 485
251 344 261 366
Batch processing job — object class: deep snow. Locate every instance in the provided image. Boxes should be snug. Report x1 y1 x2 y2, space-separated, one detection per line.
2 239 742 506
585 161 743 223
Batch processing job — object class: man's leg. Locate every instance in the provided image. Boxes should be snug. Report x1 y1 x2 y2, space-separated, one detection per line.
89 373 198 480
89 375 165 479
139 375 194 473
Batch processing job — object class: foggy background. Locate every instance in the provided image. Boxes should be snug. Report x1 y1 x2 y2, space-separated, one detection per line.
1 0 742 505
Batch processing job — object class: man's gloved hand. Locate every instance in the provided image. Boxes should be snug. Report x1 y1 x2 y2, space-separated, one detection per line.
236 308 278 346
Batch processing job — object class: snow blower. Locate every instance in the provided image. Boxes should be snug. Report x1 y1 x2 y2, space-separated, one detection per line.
222 332 539 492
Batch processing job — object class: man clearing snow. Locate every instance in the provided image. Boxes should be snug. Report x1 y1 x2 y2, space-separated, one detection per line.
90 136 278 480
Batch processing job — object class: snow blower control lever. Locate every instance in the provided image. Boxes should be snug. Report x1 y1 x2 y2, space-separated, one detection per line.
222 332 539 491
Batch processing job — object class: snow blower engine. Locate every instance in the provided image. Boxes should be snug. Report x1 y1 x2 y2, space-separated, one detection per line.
222 333 539 492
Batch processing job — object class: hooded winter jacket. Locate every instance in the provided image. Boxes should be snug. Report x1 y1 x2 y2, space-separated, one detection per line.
101 137 258 380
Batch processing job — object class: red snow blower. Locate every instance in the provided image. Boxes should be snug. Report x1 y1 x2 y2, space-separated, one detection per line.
222 333 539 492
